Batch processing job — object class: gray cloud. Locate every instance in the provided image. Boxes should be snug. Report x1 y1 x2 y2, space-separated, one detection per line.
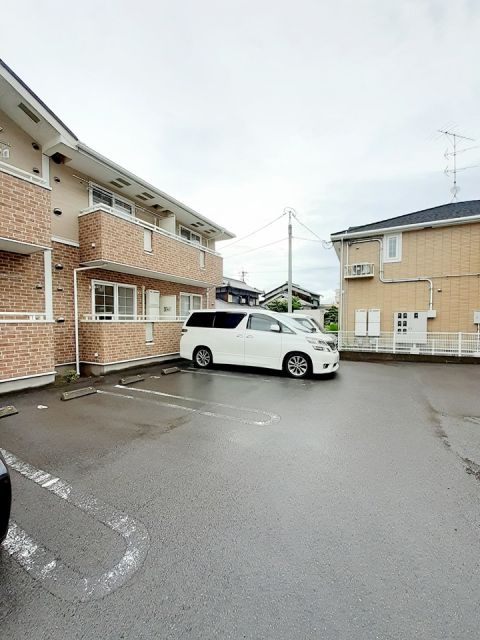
3 0 480 301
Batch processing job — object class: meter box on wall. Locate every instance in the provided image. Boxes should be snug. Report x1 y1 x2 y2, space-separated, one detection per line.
393 311 428 343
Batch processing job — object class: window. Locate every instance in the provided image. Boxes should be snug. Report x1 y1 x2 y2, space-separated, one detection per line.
180 293 202 317
186 312 215 327
248 314 280 332
145 322 153 343
179 225 202 245
144 228 153 252
214 312 246 329
91 185 133 217
199 250 206 269
383 233 402 262
92 280 136 320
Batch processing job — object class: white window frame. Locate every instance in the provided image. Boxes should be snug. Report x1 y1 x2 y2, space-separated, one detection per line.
199 250 206 269
92 279 137 320
89 182 135 217
179 224 202 245
383 233 402 263
179 293 203 317
144 228 153 252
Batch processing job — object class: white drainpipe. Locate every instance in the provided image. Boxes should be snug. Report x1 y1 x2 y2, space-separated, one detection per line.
349 237 434 310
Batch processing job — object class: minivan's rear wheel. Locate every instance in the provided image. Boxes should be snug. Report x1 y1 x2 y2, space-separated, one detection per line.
285 352 310 379
194 347 212 369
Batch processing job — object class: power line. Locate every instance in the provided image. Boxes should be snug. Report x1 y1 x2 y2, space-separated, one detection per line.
223 237 288 259
293 217 333 248
221 212 286 250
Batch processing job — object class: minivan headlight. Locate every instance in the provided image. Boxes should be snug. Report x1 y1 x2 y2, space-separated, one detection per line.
305 336 331 351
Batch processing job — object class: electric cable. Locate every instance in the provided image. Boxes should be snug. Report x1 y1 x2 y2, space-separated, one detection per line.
221 212 286 250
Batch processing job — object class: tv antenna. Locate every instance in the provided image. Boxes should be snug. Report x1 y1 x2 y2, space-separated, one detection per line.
439 129 477 201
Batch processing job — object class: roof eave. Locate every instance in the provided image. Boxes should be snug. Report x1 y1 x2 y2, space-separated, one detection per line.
77 143 235 241
330 213 480 240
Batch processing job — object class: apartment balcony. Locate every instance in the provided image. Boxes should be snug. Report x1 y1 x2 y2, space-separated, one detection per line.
0 161 52 251
344 263 375 278
78 206 223 287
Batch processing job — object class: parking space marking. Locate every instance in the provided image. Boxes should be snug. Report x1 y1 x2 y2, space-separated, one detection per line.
97 386 280 427
0 448 149 602
179 368 273 382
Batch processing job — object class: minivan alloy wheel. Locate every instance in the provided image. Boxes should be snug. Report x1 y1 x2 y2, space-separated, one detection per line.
195 348 211 368
286 354 309 378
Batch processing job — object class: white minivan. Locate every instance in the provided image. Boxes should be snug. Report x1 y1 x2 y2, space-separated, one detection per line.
180 309 339 379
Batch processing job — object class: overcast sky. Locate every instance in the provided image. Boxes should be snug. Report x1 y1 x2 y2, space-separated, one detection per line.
3 0 480 301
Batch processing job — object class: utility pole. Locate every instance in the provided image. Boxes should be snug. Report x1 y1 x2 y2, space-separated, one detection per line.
285 207 295 313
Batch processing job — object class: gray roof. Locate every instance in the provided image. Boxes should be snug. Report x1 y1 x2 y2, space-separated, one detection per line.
332 200 480 236
220 277 263 294
263 282 320 300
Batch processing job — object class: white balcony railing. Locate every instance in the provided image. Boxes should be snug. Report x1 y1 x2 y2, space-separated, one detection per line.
344 263 375 278
0 312 47 323
339 331 480 357
82 314 185 323
0 161 49 188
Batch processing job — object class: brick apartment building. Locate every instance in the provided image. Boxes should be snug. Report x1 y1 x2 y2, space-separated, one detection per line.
0 60 234 393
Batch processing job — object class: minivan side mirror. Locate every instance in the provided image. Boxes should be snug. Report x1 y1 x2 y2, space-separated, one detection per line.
270 324 281 332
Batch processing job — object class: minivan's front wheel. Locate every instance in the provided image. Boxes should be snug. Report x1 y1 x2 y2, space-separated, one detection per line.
284 352 311 379
193 347 212 369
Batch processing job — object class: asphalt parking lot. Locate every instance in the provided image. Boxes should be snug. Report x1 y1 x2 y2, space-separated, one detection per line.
1 360 480 639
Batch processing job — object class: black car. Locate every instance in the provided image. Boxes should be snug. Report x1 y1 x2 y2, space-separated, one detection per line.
0 452 11 544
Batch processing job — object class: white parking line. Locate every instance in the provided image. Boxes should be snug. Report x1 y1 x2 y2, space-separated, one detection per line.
178 369 273 382
97 385 280 427
0 448 149 602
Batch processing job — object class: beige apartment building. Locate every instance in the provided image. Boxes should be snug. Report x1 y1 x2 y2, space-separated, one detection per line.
330 202 480 357
0 60 234 392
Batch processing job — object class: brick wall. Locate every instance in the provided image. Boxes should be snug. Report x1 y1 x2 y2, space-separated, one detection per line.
0 250 46 313
0 323 54 381
52 241 80 364
0 171 51 247
79 209 222 286
80 321 182 364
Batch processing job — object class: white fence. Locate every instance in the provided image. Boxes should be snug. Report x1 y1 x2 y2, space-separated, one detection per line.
82 314 185 323
339 331 480 357
0 312 47 323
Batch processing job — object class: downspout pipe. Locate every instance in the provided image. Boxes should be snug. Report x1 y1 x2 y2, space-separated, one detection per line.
74 264 108 376
348 238 433 311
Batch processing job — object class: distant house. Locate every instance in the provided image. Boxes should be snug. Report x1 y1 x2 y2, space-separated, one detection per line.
262 282 321 309
216 277 263 308
330 200 480 358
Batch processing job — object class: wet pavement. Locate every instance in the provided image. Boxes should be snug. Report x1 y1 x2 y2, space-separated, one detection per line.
1 360 480 639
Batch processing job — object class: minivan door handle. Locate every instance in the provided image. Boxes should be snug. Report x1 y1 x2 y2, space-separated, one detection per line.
246 335 254 339
235 334 243 338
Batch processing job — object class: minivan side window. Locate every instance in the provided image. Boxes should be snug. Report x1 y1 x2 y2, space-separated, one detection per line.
186 312 215 327
248 314 280 332
214 312 246 329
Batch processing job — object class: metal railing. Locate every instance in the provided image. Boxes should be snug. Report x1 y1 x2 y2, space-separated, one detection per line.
339 331 480 357
82 314 185 323
344 263 375 278
0 312 47 323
